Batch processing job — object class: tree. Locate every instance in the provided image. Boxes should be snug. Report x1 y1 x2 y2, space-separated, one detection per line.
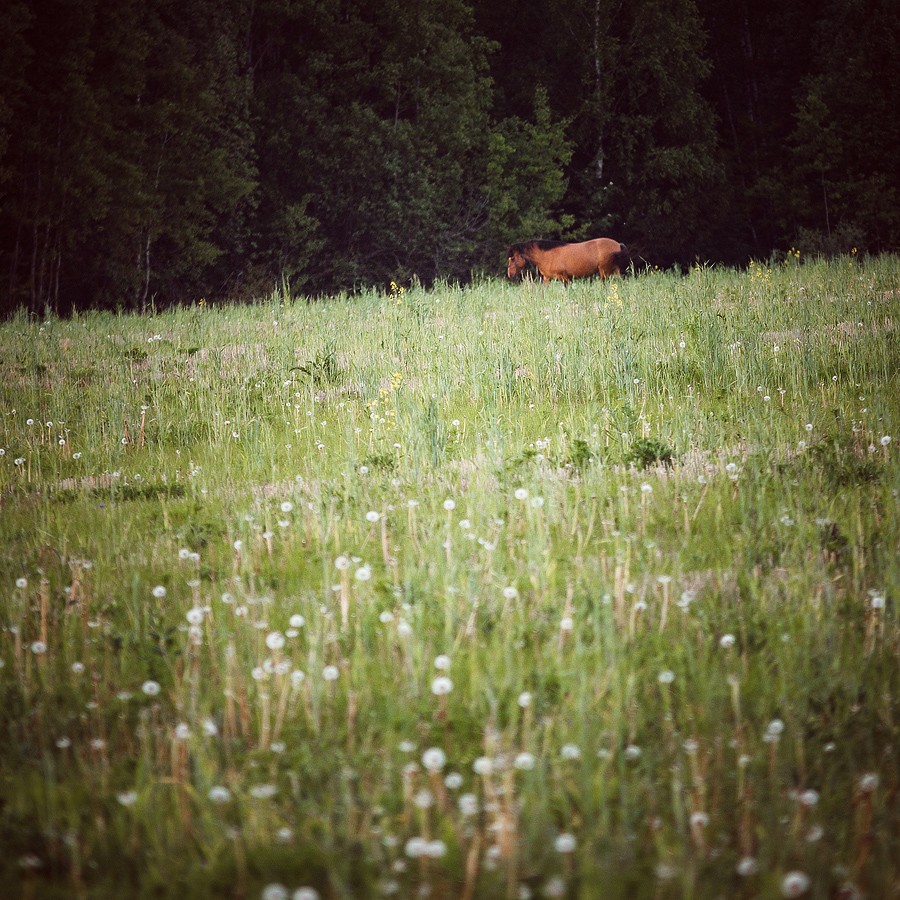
789 0 900 253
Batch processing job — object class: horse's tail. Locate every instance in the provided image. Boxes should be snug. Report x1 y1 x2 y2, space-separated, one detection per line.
612 243 631 275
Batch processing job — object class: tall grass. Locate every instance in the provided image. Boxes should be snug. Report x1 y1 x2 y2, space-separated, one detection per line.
1 255 898 898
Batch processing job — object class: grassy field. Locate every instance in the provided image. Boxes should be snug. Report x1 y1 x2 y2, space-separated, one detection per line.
1 256 898 899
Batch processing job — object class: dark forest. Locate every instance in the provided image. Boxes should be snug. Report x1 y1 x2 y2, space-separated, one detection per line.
1 0 897 312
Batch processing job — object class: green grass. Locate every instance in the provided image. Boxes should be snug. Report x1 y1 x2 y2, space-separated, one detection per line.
1 255 898 899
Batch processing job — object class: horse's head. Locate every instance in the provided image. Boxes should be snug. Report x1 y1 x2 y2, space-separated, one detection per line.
507 246 527 279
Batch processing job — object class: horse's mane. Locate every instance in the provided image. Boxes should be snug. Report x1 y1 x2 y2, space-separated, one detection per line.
508 239 570 255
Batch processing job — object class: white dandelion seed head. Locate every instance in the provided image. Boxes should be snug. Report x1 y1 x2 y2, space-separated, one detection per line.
434 654 451 670
15 577 27 589
658 670 675 685
249 783 277 799
293 889 320 900
422 747 447 772
517 691 532 708
781 871 811 898
858 773 879 793
141 680 161 697
736 856 759 877
289 614 305 628
719 633 736 649
354 564 372 582
799 789 819 807
560 743 581 760
514 752 535 771
431 676 453 696
554 833 576 854
365 510 380 523
472 756 493 776
186 607 203 626
404 837 428 858
322 665 340 682
261 884 289 900
689 811 709 828
265 631 285 651
116 790 138 806
514 488 529 500
444 772 463 790
443 498 456 511
151 585 167 599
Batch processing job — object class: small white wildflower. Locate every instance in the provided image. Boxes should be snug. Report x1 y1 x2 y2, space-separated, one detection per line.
116 790 138 806
517 691 532 708
560 743 581 760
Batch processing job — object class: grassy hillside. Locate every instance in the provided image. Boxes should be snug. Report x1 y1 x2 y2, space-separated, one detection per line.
1 257 898 898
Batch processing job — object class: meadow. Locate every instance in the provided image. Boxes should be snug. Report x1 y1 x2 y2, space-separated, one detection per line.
0 255 897 899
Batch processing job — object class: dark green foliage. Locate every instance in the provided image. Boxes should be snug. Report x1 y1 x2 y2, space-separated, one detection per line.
625 438 675 469
0 0 895 313
293 345 341 387
809 441 883 487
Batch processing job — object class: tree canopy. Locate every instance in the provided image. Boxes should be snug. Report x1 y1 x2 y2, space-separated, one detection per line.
1 0 896 312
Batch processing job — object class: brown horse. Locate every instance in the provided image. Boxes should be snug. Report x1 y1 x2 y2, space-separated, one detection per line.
506 238 629 285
